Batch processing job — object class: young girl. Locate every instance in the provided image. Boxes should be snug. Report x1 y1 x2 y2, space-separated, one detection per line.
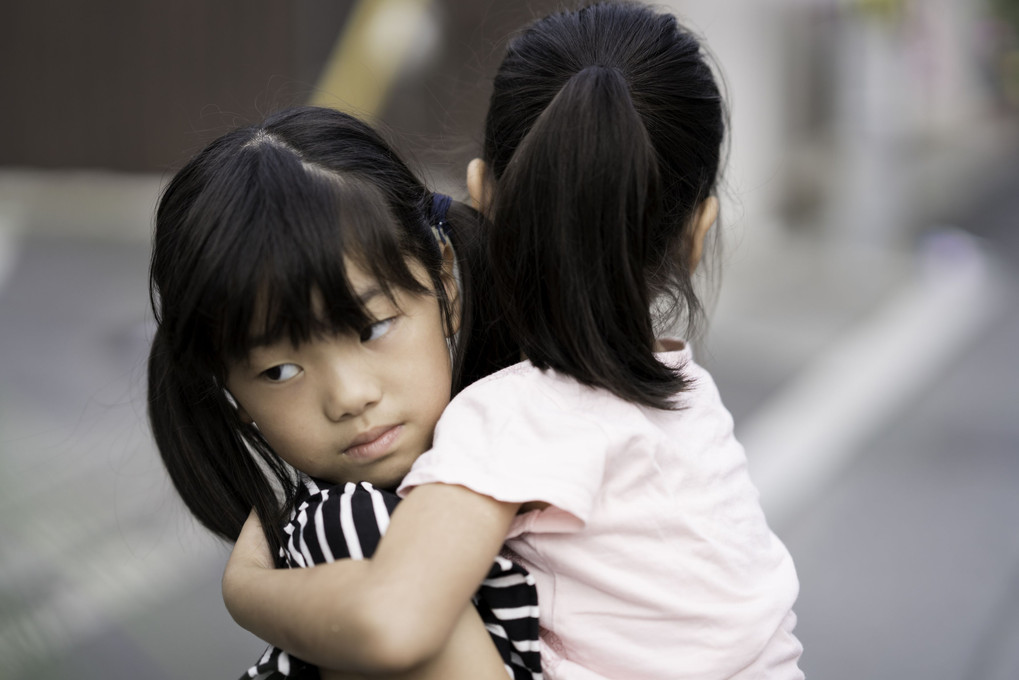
147 106 539 679
224 3 804 678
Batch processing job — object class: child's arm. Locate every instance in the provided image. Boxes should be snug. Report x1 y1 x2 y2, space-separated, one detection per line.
224 483 520 673
318 603 510 680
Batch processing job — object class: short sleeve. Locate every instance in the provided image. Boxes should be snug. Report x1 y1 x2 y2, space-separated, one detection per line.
398 366 610 529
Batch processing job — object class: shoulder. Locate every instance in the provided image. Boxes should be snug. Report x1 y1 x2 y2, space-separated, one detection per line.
280 480 400 567
445 345 723 437
444 360 622 426
401 363 624 517
436 360 633 467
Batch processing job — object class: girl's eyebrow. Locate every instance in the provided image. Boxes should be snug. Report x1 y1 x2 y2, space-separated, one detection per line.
243 285 387 351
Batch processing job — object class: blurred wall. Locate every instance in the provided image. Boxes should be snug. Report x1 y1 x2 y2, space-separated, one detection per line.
0 0 562 177
1 0 1012 242
0 1 360 172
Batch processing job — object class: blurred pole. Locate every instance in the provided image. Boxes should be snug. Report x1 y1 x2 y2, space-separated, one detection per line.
663 0 791 247
827 0 996 247
310 0 438 120
827 2 907 247
665 0 1000 250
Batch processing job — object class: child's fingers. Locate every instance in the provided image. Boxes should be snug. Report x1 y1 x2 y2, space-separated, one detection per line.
232 508 274 570
223 509 276 624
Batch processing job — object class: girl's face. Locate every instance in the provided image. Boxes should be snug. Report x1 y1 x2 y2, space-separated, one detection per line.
225 257 456 489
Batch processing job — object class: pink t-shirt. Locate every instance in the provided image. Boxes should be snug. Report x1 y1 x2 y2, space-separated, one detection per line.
399 343 803 679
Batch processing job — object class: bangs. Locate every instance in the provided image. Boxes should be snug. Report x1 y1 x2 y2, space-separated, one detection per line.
188 140 433 364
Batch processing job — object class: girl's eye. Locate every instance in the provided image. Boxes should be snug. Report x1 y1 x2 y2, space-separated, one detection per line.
360 318 395 343
261 363 301 383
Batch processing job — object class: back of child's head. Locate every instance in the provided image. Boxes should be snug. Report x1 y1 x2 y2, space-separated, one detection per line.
148 106 505 551
481 1 726 409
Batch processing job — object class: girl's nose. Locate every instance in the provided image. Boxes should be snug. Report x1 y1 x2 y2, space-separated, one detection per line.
322 363 382 421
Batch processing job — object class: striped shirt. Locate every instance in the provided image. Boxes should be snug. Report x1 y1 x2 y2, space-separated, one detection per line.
243 476 542 679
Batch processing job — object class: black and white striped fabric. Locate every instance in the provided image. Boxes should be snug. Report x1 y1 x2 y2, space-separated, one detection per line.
242 477 542 680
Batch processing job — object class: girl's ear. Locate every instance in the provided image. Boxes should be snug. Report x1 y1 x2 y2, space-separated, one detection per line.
439 242 461 336
466 158 492 215
689 196 718 271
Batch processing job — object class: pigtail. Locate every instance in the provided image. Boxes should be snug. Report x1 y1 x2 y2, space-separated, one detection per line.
147 324 293 563
489 65 688 409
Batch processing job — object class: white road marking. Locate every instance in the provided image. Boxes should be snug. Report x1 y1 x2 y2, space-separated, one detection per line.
742 229 1003 530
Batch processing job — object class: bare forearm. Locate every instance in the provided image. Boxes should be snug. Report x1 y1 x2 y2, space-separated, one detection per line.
223 485 519 671
224 557 402 671
225 558 506 676
223 506 444 671
318 604 511 680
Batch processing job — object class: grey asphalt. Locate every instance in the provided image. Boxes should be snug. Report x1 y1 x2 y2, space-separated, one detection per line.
0 154 1017 678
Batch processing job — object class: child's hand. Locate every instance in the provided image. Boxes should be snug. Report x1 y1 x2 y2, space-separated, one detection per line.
222 509 274 628
231 509 274 570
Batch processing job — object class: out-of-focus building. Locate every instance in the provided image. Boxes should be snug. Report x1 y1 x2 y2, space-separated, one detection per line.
1 0 1012 247
667 0 1015 249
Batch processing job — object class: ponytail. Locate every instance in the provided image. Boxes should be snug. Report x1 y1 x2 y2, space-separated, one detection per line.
489 65 688 409
481 2 726 409
147 325 293 561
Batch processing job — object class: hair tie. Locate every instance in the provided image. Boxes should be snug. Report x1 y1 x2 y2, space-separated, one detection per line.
429 192 452 246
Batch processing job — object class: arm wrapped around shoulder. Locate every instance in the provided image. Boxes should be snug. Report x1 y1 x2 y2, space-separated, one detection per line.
400 366 612 528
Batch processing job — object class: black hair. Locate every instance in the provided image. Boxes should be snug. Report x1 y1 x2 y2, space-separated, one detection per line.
482 1 726 409
147 106 509 556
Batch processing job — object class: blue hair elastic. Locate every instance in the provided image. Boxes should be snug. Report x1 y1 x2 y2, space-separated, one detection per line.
429 192 452 247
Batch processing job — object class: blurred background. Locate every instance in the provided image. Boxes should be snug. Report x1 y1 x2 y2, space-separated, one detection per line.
1 0 1017 677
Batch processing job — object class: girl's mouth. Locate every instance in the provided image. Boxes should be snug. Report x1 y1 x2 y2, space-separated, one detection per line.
343 425 402 461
